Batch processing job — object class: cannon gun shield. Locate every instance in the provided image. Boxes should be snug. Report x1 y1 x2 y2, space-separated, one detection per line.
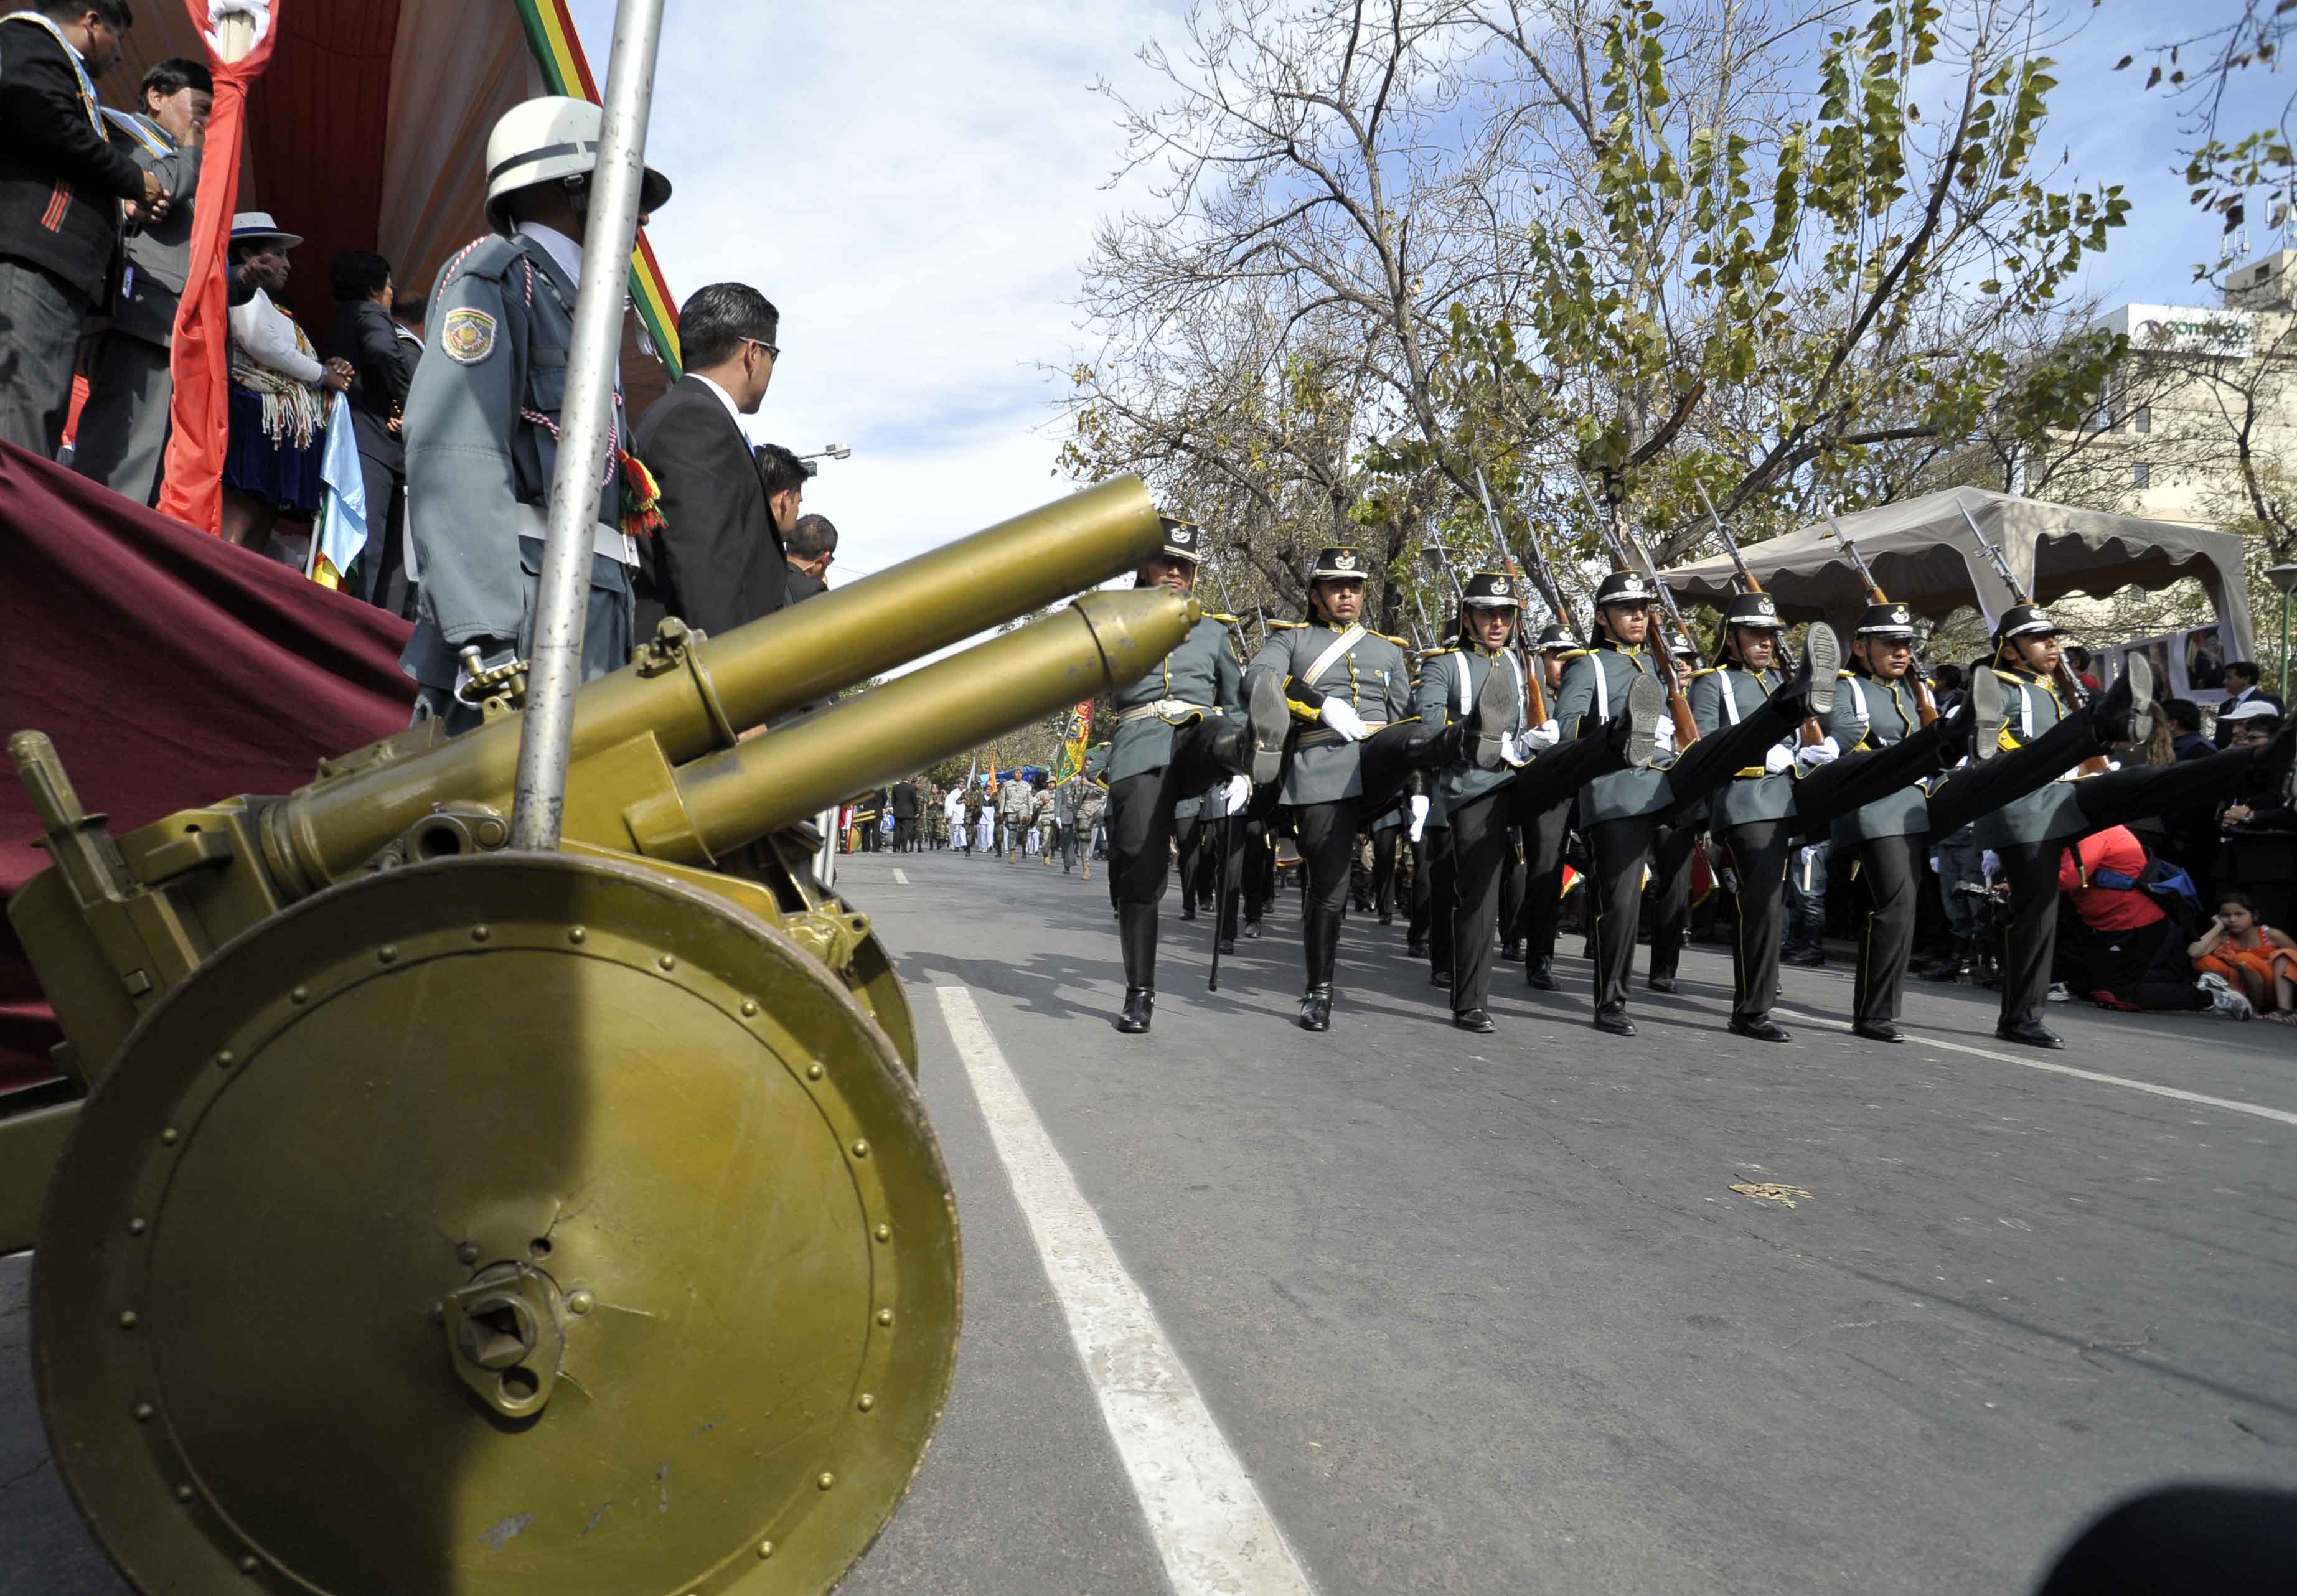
33 851 959 1596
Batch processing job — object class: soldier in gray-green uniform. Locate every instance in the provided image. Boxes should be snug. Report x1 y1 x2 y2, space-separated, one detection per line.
398 96 675 730
1556 570 1839 1036
1973 603 2292 1048
1105 520 1289 1035
1242 545 1426 1030
1686 591 1996 1042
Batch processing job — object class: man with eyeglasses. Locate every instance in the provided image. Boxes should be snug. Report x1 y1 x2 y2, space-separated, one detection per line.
631 283 791 642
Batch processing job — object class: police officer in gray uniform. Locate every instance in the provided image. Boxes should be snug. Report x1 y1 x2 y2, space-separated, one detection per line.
398 96 674 730
1557 570 1839 1036
1975 604 2290 1047
1105 520 1290 1035
1244 545 1420 1030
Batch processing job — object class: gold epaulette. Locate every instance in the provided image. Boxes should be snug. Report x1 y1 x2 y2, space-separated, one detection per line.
1417 646 1459 660
1266 618 1305 630
1557 648 1593 662
1380 632 1411 647
1205 611 1241 625
1686 665 1722 680
1838 668 1857 678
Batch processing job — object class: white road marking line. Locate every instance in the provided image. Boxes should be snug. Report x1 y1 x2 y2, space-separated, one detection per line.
893 868 910 885
935 985 1317 1596
1775 1004 2297 1128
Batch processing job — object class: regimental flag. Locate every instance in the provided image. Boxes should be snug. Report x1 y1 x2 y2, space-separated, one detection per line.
511 0 683 377
1053 700 1094 782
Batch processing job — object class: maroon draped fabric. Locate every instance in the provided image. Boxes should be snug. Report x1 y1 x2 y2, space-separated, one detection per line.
1 443 413 1089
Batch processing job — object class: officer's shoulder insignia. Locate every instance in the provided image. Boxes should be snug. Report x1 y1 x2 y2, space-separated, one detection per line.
1838 669 1856 678
1380 632 1411 647
441 307 498 365
1418 646 1459 660
1686 665 1721 680
1267 618 1304 630
1203 611 1239 624
1557 648 1592 662
439 233 521 288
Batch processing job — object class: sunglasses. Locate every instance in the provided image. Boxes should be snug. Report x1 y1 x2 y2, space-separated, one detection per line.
740 337 779 361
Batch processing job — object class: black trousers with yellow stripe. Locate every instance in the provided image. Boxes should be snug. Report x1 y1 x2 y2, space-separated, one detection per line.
1849 831 1923 1029
1714 820 1792 1024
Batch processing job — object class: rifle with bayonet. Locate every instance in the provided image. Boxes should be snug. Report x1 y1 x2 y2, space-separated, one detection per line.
1694 482 1828 746
1955 502 2108 774
1579 477 1703 751
1819 508 1938 727
1474 466 1550 725
1511 491 1587 648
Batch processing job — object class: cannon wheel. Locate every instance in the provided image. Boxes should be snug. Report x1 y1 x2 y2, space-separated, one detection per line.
34 852 959 1596
830 890 917 1081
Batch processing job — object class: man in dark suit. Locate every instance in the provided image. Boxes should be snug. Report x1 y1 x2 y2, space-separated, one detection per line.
634 281 789 639
2215 662 2285 747
890 777 921 852
0 0 167 455
787 512 837 603
72 55 205 503
322 250 421 616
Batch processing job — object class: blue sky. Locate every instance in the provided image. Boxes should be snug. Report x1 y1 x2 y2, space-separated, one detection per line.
565 0 2286 585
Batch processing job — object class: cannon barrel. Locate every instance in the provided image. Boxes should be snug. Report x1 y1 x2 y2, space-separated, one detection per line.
262 476 1163 896
669 588 1188 858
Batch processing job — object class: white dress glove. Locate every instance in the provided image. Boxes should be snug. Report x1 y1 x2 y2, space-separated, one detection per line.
1652 717 1676 755
1526 720 1561 749
1794 736 1841 771
1407 794 1430 842
1981 849 2001 878
1223 774 1251 814
1319 697 1369 742
1764 744 1795 776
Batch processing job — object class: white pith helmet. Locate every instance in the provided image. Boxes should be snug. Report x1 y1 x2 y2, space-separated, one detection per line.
484 95 673 233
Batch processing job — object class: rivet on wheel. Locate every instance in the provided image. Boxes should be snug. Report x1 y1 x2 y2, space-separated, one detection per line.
471 925 491 942
758 1540 775 1559
240 1555 259 1574
817 1472 836 1491
568 1290 594 1316
134 1402 154 1421
289 986 308 1005
214 1049 235 1068
456 1242 479 1266
159 1128 178 1145
378 946 398 964
876 1309 893 1326
128 1218 146 1236
806 1063 824 1081
857 1393 875 1412
568 926 587 944
658 954 677 970
850 1140 870 1160
176 1484 194 1503
120 1310 139 1329
740 998 759 1017
874 1224 891 1243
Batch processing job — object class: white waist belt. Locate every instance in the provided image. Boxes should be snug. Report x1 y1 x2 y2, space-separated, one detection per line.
1116 700 1221 725
515 502 638 567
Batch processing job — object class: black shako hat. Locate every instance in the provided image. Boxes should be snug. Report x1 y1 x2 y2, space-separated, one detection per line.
1722 591 1785 629
1994 601 2058 643
1533 623 1576 651
1156 517 1203 565
1594 569 1653 605
1307 545 1369 581
1856 601 1919 639
1460 570 1521 608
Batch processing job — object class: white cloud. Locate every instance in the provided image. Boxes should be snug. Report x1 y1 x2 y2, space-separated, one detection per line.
569 0 1183 603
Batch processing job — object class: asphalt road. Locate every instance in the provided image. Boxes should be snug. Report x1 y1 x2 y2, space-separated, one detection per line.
6 844 2294 1595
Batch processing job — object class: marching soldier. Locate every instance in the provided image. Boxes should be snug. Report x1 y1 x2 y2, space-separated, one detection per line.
1555 571 1840 1036
1518 624 1579 990
400 96 675 729
1242 545 1419 1030
1104 520 1289 1034
1975 605 2291 1048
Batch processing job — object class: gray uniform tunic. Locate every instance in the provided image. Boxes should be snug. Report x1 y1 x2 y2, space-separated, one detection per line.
1244 621 1414 804
1972 666 2085 848
1554 642 1677 824
1107 614 1244 782
1825 669 1932 843
399 231 633 693
1686 665 1797 828
1412 643 1528 809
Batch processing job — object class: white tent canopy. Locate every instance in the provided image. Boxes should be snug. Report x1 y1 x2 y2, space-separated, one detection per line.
1657 486 2256 660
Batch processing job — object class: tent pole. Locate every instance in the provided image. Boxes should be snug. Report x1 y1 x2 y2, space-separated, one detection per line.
510 0 666 851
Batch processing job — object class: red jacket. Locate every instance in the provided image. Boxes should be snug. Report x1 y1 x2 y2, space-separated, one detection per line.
2059 827 2166 933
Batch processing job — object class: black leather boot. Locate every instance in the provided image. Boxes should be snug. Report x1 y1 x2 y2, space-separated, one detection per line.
1614 674 1665 769
1525 955 1558 991
1299 986 1333 1031
1117 987 1155 1034
2087 652 2154 746
1784 622 1842 716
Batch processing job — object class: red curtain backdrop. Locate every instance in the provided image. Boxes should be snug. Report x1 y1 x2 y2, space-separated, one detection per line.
156 0 286 538
0 442 413 1089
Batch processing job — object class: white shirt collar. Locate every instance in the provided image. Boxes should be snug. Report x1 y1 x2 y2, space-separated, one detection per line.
690 372 746 429
514 220 583 286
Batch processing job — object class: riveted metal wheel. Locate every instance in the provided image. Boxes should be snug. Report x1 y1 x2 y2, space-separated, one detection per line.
35 852 959 1596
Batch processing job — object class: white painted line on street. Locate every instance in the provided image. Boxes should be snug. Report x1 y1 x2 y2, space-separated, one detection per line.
1777 1005 2297 1128
893 868 910 885
934 985 1317 1596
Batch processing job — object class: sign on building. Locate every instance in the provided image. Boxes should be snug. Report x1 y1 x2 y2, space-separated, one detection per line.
2095 303 2258 359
